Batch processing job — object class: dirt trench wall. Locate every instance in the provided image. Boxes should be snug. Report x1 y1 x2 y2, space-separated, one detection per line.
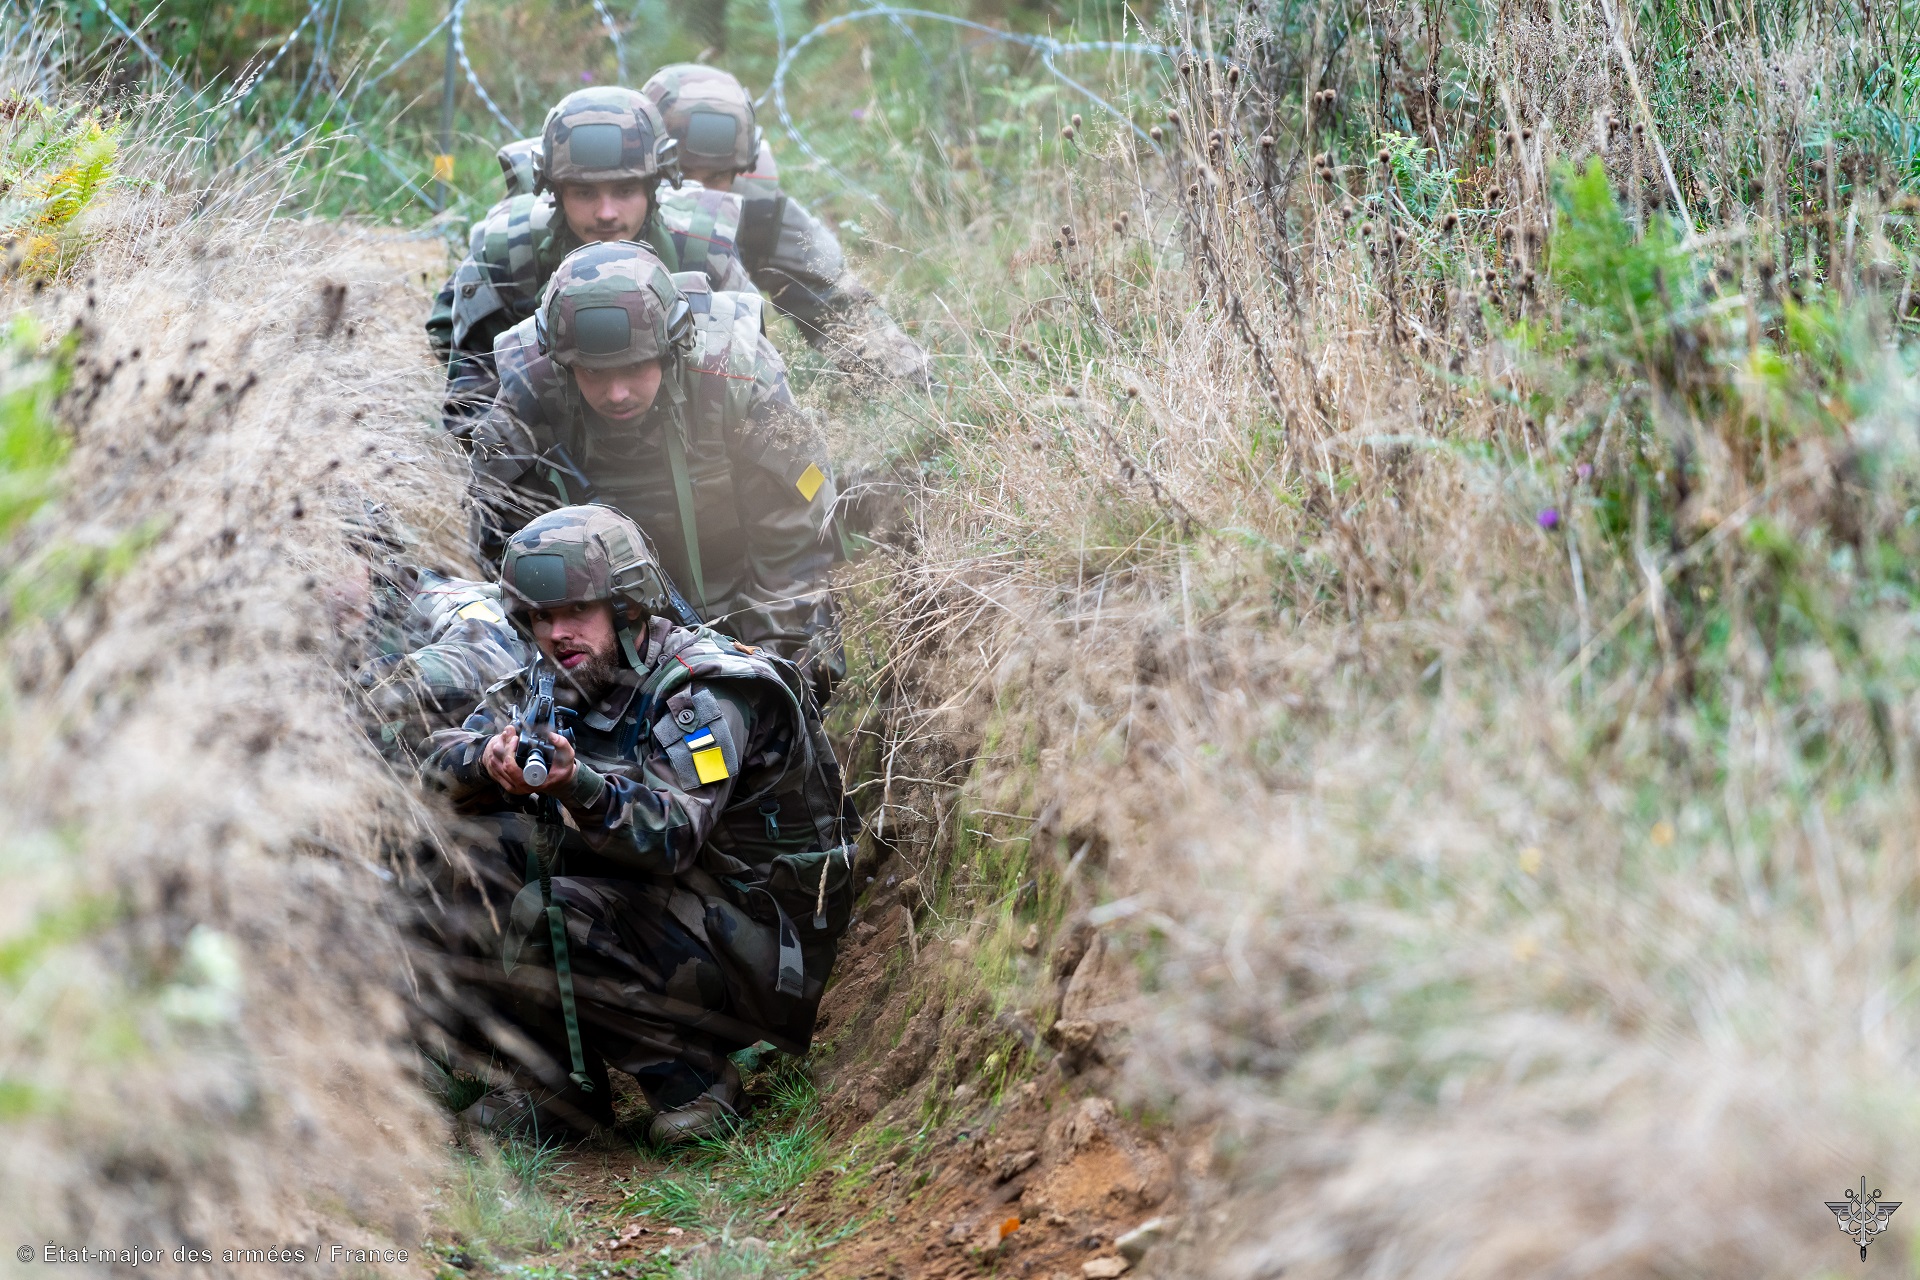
0 197 463 1268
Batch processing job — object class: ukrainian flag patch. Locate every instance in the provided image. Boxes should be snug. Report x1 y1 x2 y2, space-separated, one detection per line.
685 727 730 784
456 599 504 624
795 462 826 502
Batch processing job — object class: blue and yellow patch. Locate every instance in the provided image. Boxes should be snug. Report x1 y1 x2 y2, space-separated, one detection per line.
684 727 730 784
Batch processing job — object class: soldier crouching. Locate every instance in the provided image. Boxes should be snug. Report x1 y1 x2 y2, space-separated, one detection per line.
417 504 853 1143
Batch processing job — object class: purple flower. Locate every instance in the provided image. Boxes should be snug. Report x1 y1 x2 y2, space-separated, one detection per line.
851 107 868 121
1576 463 1592 480
581 70 595 83
1537 508 1560 530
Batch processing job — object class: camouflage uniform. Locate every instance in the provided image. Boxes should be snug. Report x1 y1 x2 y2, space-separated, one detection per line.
357 570 530 761
645 64 930 388
466 240 843 688
426 87 755 415
418 507 853 1137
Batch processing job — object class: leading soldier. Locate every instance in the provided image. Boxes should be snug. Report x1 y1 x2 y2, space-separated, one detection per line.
427 87 755 414
469 239 844 696
417 506 854 1142
642 64 931 389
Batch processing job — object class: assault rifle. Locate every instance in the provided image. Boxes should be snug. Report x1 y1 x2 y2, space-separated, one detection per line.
512 655 574 787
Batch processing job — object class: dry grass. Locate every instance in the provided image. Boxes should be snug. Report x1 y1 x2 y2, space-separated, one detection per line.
831 3 1920 1276
0 50 471 1265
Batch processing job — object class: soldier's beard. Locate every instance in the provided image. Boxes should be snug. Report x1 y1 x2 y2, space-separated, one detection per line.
554 645 622 708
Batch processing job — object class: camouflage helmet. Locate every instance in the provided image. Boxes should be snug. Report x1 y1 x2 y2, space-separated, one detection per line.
536 87 678 192
496 136 543 199
500 504 675 624
641 65 759 176
536 240 693 369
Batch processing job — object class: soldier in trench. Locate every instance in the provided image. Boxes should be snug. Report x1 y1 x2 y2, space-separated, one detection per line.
417 504 855 1143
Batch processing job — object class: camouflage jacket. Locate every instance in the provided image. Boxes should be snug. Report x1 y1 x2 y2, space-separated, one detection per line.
467 276 839 666
421 619 854 1019
710 142 927 383
426 185 755 411
357 570 530 760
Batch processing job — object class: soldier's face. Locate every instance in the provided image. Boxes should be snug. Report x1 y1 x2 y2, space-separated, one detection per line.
557 178 652 242
530 600 618 674
572 359 664 424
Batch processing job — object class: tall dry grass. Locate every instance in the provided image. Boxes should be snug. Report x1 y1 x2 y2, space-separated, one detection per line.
835 1 1920 1275
0 39 470 1265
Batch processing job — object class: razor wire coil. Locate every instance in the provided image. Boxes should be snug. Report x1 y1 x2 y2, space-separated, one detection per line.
66 0 1191 215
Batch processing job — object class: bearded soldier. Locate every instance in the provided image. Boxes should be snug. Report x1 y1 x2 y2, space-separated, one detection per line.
427 86 755 414
418 505 854 1142
469 239 843 695
642 64 931 389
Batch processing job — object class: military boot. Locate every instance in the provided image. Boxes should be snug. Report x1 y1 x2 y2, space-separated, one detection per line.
647 1062 742 1147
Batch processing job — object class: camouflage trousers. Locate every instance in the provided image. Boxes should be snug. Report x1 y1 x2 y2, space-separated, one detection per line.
420 812 824 1132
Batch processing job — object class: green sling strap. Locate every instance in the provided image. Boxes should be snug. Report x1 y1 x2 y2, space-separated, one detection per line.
526 816 592 1093
663 424 706 609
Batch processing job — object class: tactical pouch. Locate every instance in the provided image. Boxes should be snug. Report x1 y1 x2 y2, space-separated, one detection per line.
762 845 854 939
737 194 788 269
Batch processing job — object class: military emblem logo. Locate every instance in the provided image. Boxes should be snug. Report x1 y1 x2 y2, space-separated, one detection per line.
1826 1177 1900 1260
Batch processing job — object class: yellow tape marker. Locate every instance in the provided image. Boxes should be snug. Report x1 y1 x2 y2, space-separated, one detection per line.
432 153 455 183
456 599 503 624
795 462 825 502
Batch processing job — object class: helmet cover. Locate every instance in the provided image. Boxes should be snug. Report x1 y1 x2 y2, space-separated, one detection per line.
499 504 673 622
641 64 758 175
539 87 677 190
536 240 692 369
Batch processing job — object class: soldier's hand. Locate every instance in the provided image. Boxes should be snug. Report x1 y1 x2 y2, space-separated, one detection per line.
481 726 578 796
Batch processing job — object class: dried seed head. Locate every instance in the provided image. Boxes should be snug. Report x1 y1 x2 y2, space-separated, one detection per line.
1441 211 1460 232
1227 65 1240 85
1179 60 1192 76
1209 129 1223 145
1061 225 1074 238
1188 183 1200 197
1633 121 1645 135
1320 167 1336 184
1393 227 1407 245
1150 126 1164 142
1111 218 1125 233
1167 109 1182 126
1607 115 1620 134
1119 209 1130 225
1061 125 1075 139
1341 202 1356 220
1259 134 1274 150
1361 220 1375 237
1521 126 1533 141
1072 114 1083 129
1124 384 1141 397
1377 147 1392 165
1501 130 1515 151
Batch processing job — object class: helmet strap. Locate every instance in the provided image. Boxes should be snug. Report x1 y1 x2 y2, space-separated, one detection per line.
618 623 644 671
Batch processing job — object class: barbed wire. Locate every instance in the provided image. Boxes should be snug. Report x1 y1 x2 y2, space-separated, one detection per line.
761 2 1182 210
451 0 519 137
67 0 1183 215
590 0 627 85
